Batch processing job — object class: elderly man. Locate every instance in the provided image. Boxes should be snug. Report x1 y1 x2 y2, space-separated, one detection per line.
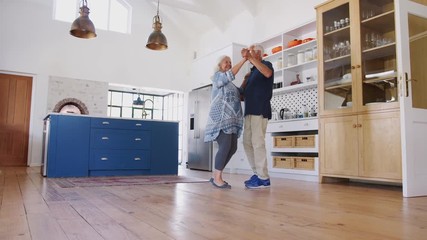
240 44 274 189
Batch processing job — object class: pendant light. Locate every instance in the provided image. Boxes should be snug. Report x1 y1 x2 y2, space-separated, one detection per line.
70 0 97 39
146 0 168 50
133 93 144 105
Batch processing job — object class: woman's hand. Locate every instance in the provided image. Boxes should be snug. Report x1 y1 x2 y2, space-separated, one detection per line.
241 48 251 59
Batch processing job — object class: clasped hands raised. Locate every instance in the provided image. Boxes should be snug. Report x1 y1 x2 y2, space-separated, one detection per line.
241 48 252 59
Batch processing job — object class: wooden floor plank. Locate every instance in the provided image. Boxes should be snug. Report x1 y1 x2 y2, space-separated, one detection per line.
0 166 426 240
75 187 176 240
0 170 31 240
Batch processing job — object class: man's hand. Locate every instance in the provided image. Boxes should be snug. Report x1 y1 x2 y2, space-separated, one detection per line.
241 48 251 59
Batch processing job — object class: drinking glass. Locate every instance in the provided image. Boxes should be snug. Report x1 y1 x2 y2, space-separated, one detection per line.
365 33 370 49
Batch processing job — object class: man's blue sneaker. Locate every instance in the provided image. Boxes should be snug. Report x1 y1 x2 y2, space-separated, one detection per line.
244 175 258 184
245 177 270 189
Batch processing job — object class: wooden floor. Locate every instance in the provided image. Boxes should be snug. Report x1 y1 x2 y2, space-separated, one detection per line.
1 167 426 240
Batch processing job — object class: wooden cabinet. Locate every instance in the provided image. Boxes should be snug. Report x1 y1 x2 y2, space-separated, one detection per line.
320 111 401 180
317 0 398 114
316 0 402 182
89 118 153 176
46 114 91 177
45 114 178 177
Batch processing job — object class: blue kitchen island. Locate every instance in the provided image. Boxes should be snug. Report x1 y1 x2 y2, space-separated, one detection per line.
43 113 178 177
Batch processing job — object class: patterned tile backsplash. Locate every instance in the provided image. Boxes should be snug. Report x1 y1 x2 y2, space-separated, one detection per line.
271 88 318 115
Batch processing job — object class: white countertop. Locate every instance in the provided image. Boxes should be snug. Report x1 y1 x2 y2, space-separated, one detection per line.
268 116 318 124
44 113 179 123
267 117 319 132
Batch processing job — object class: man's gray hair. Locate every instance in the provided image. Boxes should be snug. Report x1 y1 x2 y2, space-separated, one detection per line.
251 43 265 55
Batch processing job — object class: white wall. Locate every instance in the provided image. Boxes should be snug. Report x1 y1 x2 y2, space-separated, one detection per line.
193 0 324 57
0 0 195 166
0 0 325 167
0 0 194 91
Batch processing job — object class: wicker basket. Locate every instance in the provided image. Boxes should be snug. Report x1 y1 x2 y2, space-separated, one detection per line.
273 136 294 148
294 157 315 170
294 135 315 148
273 157 294 169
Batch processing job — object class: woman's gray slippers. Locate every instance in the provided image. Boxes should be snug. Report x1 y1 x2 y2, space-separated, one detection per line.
209 178 231 189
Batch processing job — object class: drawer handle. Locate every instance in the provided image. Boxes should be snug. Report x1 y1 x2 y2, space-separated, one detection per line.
101 137 109 140
302 137 308 140
135 138 142 141
134 157 141 161
101 157 108 161
102 121 110 125
281 138 287 140
135 123 142 126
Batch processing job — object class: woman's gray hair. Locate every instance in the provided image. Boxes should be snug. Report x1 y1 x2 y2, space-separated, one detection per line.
214 55 230 73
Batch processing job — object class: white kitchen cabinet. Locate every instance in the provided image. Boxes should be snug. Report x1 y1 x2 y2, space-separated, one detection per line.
190 43 248 89
257 20 320 182
266 118 319 182
259 20 318 95
222 22 321 177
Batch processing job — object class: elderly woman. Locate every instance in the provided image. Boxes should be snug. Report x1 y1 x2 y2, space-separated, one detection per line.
204 54 247 189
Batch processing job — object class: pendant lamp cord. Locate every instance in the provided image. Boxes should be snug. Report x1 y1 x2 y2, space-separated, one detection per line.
156 0 160 16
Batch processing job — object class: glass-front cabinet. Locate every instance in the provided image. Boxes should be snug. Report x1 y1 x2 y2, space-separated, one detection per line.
318 0 399 114
316 0 402 183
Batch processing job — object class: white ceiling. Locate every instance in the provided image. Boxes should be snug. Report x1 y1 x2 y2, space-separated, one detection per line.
144 0 259 37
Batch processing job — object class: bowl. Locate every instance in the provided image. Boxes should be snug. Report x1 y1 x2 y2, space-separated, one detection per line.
272 46 283 54
302 38 315 43
287 39 302 48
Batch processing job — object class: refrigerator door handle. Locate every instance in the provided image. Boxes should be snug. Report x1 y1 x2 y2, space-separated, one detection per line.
194 100 200 139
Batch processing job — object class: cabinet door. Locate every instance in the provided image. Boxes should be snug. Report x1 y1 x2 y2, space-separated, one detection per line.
357 0 399 111
396 0 427 197
47 115 91 177
358 111 402 179
320 115 359 176
317 0 399 115
317 0 356 115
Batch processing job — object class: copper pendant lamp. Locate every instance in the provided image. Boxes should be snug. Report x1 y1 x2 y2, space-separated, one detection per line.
146 0 168 50
70 0 97 39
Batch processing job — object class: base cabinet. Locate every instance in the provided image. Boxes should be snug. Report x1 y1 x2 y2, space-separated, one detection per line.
320 111 401 181
45 114 178 177
267 118 319 182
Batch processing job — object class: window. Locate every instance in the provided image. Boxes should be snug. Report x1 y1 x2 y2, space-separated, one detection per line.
107 91 162 120
53 0 132 34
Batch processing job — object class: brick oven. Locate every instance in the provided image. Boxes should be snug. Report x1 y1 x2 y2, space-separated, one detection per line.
52 98 89 115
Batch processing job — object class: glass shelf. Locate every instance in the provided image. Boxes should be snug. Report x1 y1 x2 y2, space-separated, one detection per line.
273 81 318 95
324 55 351 71
362 43 396 59
283 40 317 54
281 60 317 72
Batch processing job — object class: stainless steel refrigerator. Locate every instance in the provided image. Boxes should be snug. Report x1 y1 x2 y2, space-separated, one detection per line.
187 85 213 171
